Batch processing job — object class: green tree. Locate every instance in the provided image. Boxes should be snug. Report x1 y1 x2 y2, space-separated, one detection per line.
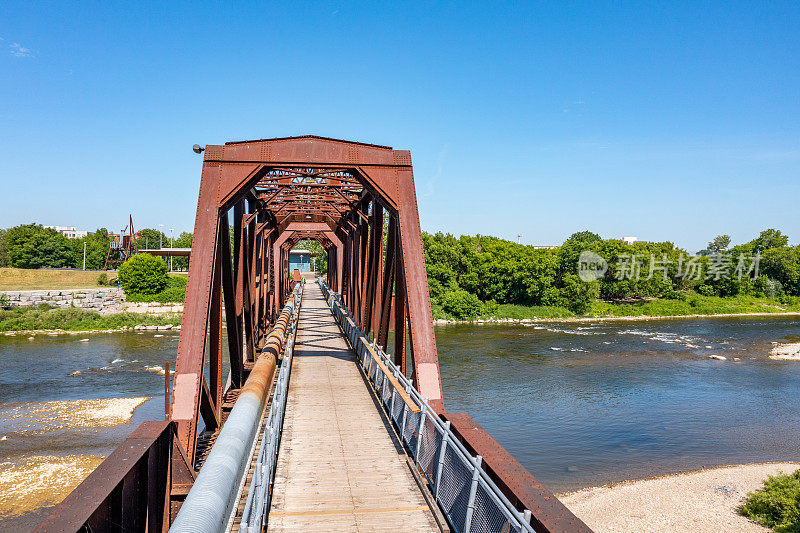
172 231 193 270
0 229 8 267
118 254 169 294
5 224 78 268
761 246 800 296
560 274 599 314
81 228 112 270
295 239 327 275
751 229 789 253
707 235 731 254
138 228 169 250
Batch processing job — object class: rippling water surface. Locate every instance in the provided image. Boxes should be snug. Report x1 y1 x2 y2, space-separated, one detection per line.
436 316 800 492
0 332 179 527
1 315 799 522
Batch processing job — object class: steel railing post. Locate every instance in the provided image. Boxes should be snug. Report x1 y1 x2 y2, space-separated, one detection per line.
434 421 450 500
415 398 428 461
463 455 483 533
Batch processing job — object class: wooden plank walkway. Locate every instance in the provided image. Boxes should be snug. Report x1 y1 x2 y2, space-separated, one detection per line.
267 282 441 532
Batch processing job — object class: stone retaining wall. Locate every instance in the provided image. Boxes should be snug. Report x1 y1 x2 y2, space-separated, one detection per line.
0 289 184 316
1 289 125 314
121 302 184 315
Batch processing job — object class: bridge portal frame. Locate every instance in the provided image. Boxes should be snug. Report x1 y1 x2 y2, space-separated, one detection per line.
170 136 445 463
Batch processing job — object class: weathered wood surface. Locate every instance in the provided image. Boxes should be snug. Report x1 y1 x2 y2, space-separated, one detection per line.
268 282 440 531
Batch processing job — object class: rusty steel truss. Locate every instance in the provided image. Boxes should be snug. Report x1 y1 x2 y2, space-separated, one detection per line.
36 136 590 533
171 135 444 464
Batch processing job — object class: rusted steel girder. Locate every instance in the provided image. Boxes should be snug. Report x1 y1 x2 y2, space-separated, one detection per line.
33 421 182 533
170 135 444 464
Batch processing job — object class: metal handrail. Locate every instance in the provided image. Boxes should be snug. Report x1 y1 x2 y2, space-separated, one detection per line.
238 283 303 532
170 283 303 533
319 278 535 533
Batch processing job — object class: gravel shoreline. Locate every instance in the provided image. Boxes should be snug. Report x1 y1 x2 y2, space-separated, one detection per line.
1 324 181 336
559 462 800 532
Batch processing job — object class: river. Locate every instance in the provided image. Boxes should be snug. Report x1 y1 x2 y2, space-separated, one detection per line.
1 316 799 522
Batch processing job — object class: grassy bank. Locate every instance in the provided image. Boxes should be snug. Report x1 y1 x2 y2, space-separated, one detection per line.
0 267 189 302
0 305 181 333
0 268 104 291
125 276 186 303
434 294 800 321
590 294 800 318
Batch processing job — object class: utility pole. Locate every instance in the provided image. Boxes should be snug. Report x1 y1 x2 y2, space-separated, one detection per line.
159 224 164 248
169 228 174 272
83 241 87 270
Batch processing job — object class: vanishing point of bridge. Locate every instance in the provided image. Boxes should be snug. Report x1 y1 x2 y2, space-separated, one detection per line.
34 136 590 533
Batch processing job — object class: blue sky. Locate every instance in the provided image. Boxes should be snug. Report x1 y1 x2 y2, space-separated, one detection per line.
1 1 798 252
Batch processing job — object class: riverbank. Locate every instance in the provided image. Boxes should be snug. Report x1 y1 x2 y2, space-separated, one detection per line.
0 305 181 334
559 462 800 532
435 311 800 325
2 324 180 336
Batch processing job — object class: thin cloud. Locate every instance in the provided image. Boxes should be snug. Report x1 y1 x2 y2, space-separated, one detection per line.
422 143 449 199
9 43 34 58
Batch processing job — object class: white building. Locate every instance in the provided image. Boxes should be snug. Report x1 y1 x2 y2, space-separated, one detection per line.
45 226 89 239
622 236 638 245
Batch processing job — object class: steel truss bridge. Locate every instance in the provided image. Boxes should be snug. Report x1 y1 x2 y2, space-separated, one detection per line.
34 136 591 533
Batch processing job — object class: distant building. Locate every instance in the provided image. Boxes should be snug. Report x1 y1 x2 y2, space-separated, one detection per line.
622 236 638 245
45 225 88 239
531 245 558 250
289 249 313 273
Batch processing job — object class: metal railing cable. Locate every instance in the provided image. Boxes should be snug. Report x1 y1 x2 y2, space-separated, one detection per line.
238 283 303 533
318 279 535 533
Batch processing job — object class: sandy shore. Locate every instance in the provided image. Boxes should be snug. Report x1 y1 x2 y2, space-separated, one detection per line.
559 462 800 532
434 311 800 326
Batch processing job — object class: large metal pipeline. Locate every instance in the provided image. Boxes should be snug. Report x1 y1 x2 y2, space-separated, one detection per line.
170 292 299 532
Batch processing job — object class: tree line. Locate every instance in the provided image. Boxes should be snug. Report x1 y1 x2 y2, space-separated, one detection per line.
0 224 192 270
3 223 798 319
422 229 800 317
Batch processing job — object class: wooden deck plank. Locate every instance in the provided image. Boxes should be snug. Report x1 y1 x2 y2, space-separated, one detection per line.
267 282 440 532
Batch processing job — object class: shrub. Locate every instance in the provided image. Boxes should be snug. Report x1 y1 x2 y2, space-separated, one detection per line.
560 274 599 314
697 284 716 297
738 469 800 532
0 294 9 309
126 275 186 303
118 254 168 295
441 289 483 320
483 299 499 316
755 276 784 299
97 273 109 286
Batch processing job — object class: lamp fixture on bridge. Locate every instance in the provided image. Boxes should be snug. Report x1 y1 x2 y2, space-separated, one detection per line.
192 144 204 154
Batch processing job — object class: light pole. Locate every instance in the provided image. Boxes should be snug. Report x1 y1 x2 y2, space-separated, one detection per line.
82 241 87 270
169 228 174 272
158 224 164 249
